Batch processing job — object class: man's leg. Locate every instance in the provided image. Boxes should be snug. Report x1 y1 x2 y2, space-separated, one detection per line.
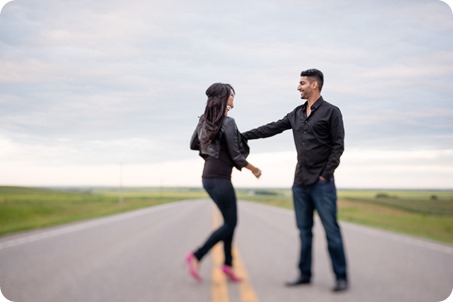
312 178 348 290
290 184 314 282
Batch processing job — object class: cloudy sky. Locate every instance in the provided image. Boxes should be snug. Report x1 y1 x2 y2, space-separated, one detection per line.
1 0 452 189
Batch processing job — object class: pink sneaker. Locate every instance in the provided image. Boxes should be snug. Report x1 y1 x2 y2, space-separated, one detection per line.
186 253 202 282
222 265 242 282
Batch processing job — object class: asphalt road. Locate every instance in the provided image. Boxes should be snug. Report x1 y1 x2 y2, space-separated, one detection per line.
0 200 452 302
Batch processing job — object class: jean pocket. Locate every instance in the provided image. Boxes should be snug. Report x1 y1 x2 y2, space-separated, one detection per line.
318 177 329 184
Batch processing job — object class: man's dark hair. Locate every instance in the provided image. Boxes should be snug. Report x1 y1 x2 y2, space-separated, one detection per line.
300 69 324 92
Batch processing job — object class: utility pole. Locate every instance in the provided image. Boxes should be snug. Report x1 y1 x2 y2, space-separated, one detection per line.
119 162 124 205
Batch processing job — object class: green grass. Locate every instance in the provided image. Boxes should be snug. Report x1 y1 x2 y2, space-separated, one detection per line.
0 186 207 236
338 190 453 215
237 188 453 244
1 186 452 245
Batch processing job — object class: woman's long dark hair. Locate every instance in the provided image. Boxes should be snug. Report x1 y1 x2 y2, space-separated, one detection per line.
199 83 235 145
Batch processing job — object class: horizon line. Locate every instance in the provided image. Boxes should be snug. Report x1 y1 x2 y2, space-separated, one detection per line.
1 185 452 191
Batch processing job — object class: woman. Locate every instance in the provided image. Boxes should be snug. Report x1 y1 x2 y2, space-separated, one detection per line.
187 83 261 282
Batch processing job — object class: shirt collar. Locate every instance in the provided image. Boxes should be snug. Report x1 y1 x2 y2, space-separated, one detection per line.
303 96 324 111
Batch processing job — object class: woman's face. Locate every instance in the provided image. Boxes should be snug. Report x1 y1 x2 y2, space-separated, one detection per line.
227 91 235 110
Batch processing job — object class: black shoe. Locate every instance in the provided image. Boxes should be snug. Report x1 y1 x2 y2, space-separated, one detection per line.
285 275 311 287
332 279 348 292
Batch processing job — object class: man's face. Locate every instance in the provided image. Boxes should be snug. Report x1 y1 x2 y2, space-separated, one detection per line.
297 76 313 100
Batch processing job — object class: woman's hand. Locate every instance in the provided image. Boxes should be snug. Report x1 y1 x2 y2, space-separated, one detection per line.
245 163 261 179
252 167 262 179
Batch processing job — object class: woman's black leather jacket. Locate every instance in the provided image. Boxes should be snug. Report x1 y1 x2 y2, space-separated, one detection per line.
190 116 250 170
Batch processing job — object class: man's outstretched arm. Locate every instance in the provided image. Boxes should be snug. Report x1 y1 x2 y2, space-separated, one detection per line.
242 116 291 140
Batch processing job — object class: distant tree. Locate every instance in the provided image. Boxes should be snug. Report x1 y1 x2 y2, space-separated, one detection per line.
376 193 390 199
255 190 279 196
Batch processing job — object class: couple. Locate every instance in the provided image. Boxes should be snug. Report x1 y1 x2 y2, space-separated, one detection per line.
187 69 348 292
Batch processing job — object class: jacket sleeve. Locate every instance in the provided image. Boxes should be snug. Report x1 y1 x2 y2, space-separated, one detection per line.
241 114 292 140
321 107 345 179
190 119 202 151
223 118 249 170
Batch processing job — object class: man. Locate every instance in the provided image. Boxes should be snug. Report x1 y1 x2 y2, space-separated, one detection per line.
242 69 348 292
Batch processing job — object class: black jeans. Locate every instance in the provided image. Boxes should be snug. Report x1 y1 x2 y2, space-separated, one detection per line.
194 178 238 267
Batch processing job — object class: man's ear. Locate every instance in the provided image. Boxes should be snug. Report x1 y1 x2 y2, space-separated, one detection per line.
311 80 318 90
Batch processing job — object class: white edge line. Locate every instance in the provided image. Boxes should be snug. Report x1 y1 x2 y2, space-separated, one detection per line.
0 202 185 251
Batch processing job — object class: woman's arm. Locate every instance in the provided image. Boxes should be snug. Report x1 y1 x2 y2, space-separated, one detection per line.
223 117 249 169
245 163 262 178
223 117 261 178
190 119 202 150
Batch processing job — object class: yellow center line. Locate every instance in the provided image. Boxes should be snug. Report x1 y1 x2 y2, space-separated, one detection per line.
233 247 260 302
211 205 260 302
212 206 229 302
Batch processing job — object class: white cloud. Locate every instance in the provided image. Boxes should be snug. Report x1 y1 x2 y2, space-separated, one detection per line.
2 148 451 189
0 0 452 188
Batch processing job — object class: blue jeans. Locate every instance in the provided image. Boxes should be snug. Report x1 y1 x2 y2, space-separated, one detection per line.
194 178 237 266
292 178 348 280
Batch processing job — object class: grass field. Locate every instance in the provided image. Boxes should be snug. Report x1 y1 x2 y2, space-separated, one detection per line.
237 189 453 244
0 186 452 244
0 186 207 236
338 190 453 243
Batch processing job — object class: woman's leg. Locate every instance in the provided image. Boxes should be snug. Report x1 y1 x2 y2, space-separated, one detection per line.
193 178 237 264
220 182 237 267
